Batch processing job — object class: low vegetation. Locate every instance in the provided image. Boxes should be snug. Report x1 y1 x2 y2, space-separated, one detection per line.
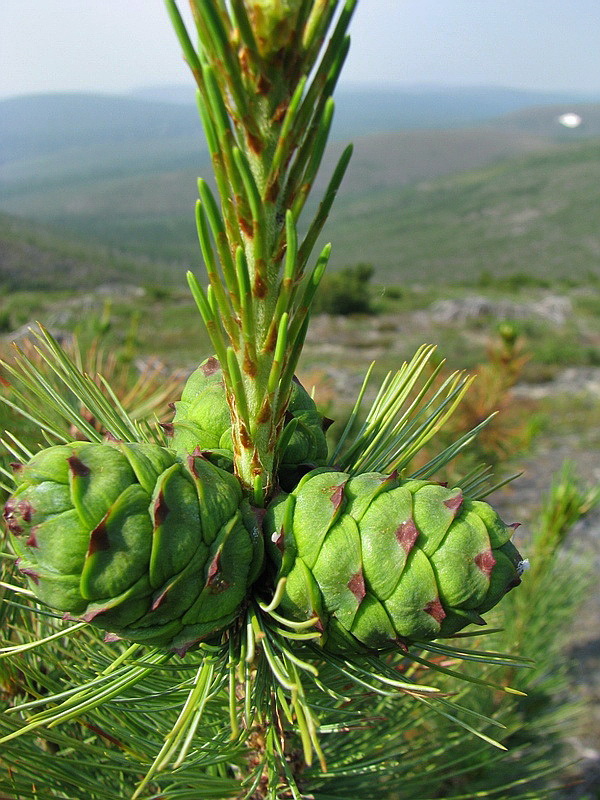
312 262 375 315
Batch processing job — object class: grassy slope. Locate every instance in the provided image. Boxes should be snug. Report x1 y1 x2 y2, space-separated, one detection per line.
2 90 600 287
0 126 559 269
320 137 600 283
0 212 175 290
2 137 600 288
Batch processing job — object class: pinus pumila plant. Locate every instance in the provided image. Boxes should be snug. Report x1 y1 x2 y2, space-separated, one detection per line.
0 2 552 798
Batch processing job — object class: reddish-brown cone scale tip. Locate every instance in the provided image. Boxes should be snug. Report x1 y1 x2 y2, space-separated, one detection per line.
4 501 16 528
207 552 221 583
330 482 347 510
18 566 40 584
151 588 169 612
206 551 231 594
271 529 285 551
348 570 366 603
81 607 109 623
201 357 220 376
17 500 33 522
444 491 463 514
187 454 198 475
3 502 24 535
474 550 496 577
88 518 110 554
26 528 38 548
6 520 23 535
187 448 210 476
159 422 175 437
395 518 419 554
68 455 91 477
424 598 446 623
153 491 170 527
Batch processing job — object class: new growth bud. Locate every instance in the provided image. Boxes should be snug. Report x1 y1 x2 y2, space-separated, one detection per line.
244 0 304 56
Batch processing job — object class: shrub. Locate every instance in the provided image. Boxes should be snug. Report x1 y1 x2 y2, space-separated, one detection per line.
0 310 12 334
313 262 375 315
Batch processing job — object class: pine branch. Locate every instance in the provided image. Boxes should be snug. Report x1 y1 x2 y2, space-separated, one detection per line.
166 0 355 499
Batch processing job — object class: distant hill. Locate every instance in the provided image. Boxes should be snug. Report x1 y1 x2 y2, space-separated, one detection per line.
0 93 205 166
317 127 556 195
2 85 597 167
332 85 600 138
2 89 600 290
0 212 172 290
489 103 600 140
2 138 600 290
130 83 599 135
319 137 600 284
0 125 558 266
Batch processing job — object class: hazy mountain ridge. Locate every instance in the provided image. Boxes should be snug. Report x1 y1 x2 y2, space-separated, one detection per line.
1 87 600 288
130 82 600 130
2 85 598 167
320 137 600 283
2 136 600 289
490 102 600 139
0 211 170 290
0 93 205 166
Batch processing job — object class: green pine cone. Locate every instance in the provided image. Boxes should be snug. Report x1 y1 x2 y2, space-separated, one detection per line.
3 441 263 655
169 357 330 489
264 469 525 651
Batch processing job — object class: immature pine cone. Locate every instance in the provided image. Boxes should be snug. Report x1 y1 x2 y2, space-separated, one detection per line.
265 469 525 651
4 441 263 654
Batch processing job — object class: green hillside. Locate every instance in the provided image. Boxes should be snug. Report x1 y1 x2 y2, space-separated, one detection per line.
3 91 600 285
3 137 600 290
488 102 600 140
0 125 558 267
2 116 600 289
320 137 600 283
0 212 174 290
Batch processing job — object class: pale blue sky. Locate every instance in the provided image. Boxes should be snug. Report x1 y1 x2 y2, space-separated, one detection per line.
1 0 599 100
